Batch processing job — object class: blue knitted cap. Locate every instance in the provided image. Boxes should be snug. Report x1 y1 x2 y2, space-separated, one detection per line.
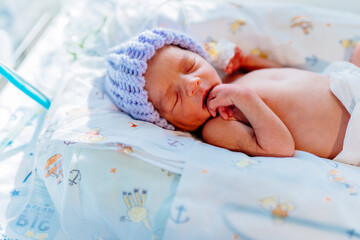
104 28 207 130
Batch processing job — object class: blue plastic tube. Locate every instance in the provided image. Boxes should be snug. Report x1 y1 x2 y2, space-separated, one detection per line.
0 62 51 109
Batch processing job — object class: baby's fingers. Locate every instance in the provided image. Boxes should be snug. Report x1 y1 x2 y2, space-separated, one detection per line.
218 106 234 120
207 97 218 117
218 107 228 119
208 106 217 117
207 97 231 117
226 106 234 118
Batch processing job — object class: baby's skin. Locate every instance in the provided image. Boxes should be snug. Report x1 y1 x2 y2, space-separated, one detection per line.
205 68 349 158
145 44 360 158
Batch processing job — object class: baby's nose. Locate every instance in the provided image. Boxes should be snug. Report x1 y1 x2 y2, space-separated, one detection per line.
186 77 201 96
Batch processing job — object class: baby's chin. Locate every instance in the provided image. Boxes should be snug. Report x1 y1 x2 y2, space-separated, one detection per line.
173 116 211 132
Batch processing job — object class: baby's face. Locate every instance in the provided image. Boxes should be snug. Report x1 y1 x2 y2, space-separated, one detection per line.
145 46 221 131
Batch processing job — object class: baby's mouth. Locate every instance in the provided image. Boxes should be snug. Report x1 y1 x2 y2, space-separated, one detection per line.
202 87 213 109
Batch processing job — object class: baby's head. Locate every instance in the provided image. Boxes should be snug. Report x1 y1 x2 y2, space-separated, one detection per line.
104 28 221 131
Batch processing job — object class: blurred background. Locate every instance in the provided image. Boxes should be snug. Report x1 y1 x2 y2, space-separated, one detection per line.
0 0 61 64
0 0 61 90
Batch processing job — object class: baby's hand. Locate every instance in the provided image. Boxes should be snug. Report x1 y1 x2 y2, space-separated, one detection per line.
225 46 246 74
207 84 239 119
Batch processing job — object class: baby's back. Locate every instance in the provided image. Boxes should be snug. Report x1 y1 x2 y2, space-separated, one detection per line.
230 68 350 158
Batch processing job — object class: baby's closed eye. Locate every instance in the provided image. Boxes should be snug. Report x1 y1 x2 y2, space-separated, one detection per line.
185 58 196 73
172 91 179 110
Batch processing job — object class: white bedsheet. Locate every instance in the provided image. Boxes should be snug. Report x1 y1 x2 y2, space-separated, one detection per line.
1 0 360 239
164 145 360 240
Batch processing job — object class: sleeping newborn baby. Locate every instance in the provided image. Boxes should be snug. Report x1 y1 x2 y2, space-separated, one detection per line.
104 28 360 165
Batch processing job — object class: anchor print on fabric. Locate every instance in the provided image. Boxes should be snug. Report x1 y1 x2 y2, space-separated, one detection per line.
68 169 81 186
171 205 190 224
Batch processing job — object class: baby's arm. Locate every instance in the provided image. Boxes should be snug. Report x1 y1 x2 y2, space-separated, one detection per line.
226 46 282 74
204 39 281 74
203 84 294 157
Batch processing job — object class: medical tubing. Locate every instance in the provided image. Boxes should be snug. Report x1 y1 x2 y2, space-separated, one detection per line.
0 62 51 109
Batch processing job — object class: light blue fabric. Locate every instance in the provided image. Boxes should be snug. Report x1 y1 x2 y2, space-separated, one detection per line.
164 144 360 240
